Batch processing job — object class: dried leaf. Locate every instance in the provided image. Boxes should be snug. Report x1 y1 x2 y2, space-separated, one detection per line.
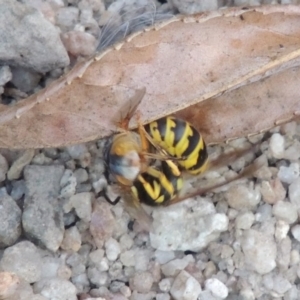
1 5 300 148
176 66 300 144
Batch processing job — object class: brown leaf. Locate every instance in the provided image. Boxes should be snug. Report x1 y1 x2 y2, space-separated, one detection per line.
1 5 300 148
176 66 300 144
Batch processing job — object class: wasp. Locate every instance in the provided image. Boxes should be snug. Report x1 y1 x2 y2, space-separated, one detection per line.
100 88 261 212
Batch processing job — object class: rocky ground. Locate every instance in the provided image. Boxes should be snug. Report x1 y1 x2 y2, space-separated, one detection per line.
1 0 300 300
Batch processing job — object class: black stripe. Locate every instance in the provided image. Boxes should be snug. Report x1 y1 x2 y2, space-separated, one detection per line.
172 119 186 149
155 118 167 140
181 126 200 158
188 142 208 171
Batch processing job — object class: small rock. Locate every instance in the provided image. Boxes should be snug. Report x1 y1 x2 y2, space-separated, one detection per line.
161 258 190 277
7 149 35 180
260 178 286 204
22 165 65 252
105 238 121 261
154 250 176 264
0 0 69 72
120 250 135 267
74 168 89 184
272 201 298 224
225 184 261 211
170 270 201 300
204 278 228 299
159 278 173 293
235 212 255 230
68 192 93 222
61 30 97 57
130 272 153 293
55 7 79 31
34 278 77 300
150 199 228 251
291 225 300 242
275 220 289 241
66 144 88 160
272 274 292 295
61 226 82 252
10 67 41 92
0 272 20 299
269 133 285 159
119 233 134 250
278 163 299 184
241 229 277 274
277 237 291 271
289 178 300 208
0 188 22 247
0 241 42 283
283 140 300 160
60 170 77 199
169 0 218 14
90 202 116 248
0 65 12 86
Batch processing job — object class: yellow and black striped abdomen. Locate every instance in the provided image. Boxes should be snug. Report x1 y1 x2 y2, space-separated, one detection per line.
145 117 208 175
131 160 183 206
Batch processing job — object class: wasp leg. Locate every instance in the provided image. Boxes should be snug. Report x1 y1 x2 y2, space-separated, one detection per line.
98 189 121 206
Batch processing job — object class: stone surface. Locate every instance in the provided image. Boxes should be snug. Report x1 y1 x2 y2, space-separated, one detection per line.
272 201 298 224
0 241 42 283
0 188 22 247
0 0 69 72
204 278 228 299
0 65 12 86
33 278 77 300
7 149 35 180
22 165 65 251
170 270 201 300
150 199 228 251
0 272 20 299
169 0 219 14
241 229 277 274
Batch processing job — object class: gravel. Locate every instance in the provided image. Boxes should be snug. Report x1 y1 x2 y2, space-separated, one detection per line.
1 0 300 300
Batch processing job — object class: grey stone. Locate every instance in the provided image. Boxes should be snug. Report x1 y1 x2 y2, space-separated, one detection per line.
0 241 42 283
0 188 22 247
0 65 12 86
10 67 41 92
22 165 65 251
0 0 69 73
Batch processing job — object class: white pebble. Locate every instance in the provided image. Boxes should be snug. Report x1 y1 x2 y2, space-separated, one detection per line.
235 212 255 229
260 178 286 204
119 234 134 250
154 250 176 264
156 293 171 300
60 226 81 252
159 278 173 292
130 272 153 293
278 162 299 184
161 258 189 277
120 250 135 267
290 249 300 265
69 192 92 222
204 278 228 299
289 178 300 208
105 238 121 261
120 285 131 298
170 270 201 300
291 225 300 242
275 220 290 241
66 144 88 159
225 184 261 211
241 229 276 274
272 201 298 224
269 133 285 159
